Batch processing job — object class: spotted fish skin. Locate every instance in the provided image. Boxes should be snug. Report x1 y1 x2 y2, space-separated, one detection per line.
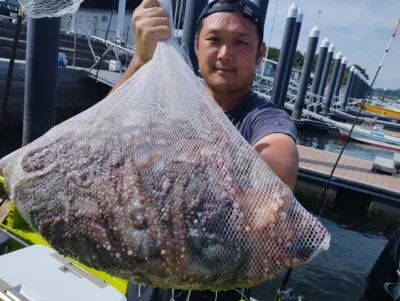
0 121 330 291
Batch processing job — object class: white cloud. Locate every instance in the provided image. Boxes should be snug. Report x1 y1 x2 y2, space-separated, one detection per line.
262 0 400 89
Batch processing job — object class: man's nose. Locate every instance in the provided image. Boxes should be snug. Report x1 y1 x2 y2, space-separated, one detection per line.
217 44 233 61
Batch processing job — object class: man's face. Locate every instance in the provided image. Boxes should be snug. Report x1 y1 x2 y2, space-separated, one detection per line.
195 12 265 94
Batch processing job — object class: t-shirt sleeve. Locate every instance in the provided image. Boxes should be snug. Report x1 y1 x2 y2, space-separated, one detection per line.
248 105 297 146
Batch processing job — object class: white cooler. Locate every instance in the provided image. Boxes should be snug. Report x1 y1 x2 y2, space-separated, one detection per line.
109 60 122 72
0 245 126 301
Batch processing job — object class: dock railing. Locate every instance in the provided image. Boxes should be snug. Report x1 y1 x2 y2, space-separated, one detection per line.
252 71 275 97
87 35 135 74
305 92 326 113
251 66 357 115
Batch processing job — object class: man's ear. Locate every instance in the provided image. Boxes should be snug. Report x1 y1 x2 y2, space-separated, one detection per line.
194 37 199 57
256 42 267 65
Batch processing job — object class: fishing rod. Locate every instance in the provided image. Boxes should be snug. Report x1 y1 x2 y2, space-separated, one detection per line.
276 18 400 301
314 18 400 215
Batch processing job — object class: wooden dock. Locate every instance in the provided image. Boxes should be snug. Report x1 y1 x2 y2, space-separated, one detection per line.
297 145 400 204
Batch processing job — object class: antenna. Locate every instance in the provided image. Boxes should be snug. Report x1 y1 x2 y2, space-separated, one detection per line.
265 0 280 59
316 9 322 25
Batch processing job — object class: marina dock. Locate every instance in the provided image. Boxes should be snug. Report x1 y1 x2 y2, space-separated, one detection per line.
296 145 400 221
298 145 399 200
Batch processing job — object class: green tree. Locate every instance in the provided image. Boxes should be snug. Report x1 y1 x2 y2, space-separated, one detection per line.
342 66 350 85
266 47 280 62
312 54 319 72
293 50 304 69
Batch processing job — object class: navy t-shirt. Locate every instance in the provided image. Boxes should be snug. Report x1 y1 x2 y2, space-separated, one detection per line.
224 90 297 145
126 90 297 301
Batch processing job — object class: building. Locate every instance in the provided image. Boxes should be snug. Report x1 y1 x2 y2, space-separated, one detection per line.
61 9 136 46
60 0 186 46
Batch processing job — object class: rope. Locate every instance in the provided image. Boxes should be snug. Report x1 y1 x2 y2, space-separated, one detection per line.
0 10 24 134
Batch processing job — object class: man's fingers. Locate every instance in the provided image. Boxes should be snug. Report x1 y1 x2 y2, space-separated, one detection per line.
144 7 167 18
142 17 170 29
141 0 159 9
150 26 170 40
140 25 170 42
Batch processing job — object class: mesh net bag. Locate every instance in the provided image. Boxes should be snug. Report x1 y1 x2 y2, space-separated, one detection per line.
0 0 330 291
16 0 83 18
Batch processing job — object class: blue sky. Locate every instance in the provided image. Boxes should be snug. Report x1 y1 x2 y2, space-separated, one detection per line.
262 0 400 89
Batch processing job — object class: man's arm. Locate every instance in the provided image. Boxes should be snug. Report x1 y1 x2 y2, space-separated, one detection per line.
253 133 299 192
110 0 170 94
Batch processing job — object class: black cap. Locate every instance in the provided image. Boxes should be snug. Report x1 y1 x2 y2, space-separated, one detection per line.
197 0 265 42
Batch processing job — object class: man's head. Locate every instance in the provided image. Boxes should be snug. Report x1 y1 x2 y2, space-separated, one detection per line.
194 0 267 95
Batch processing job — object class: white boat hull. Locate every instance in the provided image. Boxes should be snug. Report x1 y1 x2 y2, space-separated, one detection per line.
336 123 400 151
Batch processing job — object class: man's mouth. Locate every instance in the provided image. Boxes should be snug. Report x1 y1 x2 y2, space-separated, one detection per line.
215 67 235 74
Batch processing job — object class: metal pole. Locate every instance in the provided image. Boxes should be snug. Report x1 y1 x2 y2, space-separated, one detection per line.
23 17 61 146
175 0 185 37
279 8 303 106
0 11 23 133
361 79 366 98
310 37 329 96
71 12 76 33
333 57 347 104
181 0 208 74
364 80 370 98
350 71 359 101
341 66 355 110
270 3 298 106
292 26 320 120
354 72 362 99
363 79 368 98
316 43 335 112
116 0 127 40
356 72 362 99
382 88 387 102
322 51 343 114
71 13 77 67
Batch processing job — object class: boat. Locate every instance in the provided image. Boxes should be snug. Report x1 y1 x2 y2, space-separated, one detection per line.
335 121 400 151
355 102 400 118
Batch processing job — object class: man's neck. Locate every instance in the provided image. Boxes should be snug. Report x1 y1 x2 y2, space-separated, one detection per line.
206 87 251 111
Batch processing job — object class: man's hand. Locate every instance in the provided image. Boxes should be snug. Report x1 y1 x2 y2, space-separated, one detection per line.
132 0 170 67
253 133 299 192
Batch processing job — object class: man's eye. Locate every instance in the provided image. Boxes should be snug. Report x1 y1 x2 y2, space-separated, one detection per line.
207 37 220 42
236 40 248 46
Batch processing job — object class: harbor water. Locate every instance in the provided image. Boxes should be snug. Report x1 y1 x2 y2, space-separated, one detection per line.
297 128 396 161
257 129 397 300
252 200 397 301
0 127 398 301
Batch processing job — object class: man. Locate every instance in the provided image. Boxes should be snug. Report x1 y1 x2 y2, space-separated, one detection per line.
112 0 299 299
360 227 400 301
